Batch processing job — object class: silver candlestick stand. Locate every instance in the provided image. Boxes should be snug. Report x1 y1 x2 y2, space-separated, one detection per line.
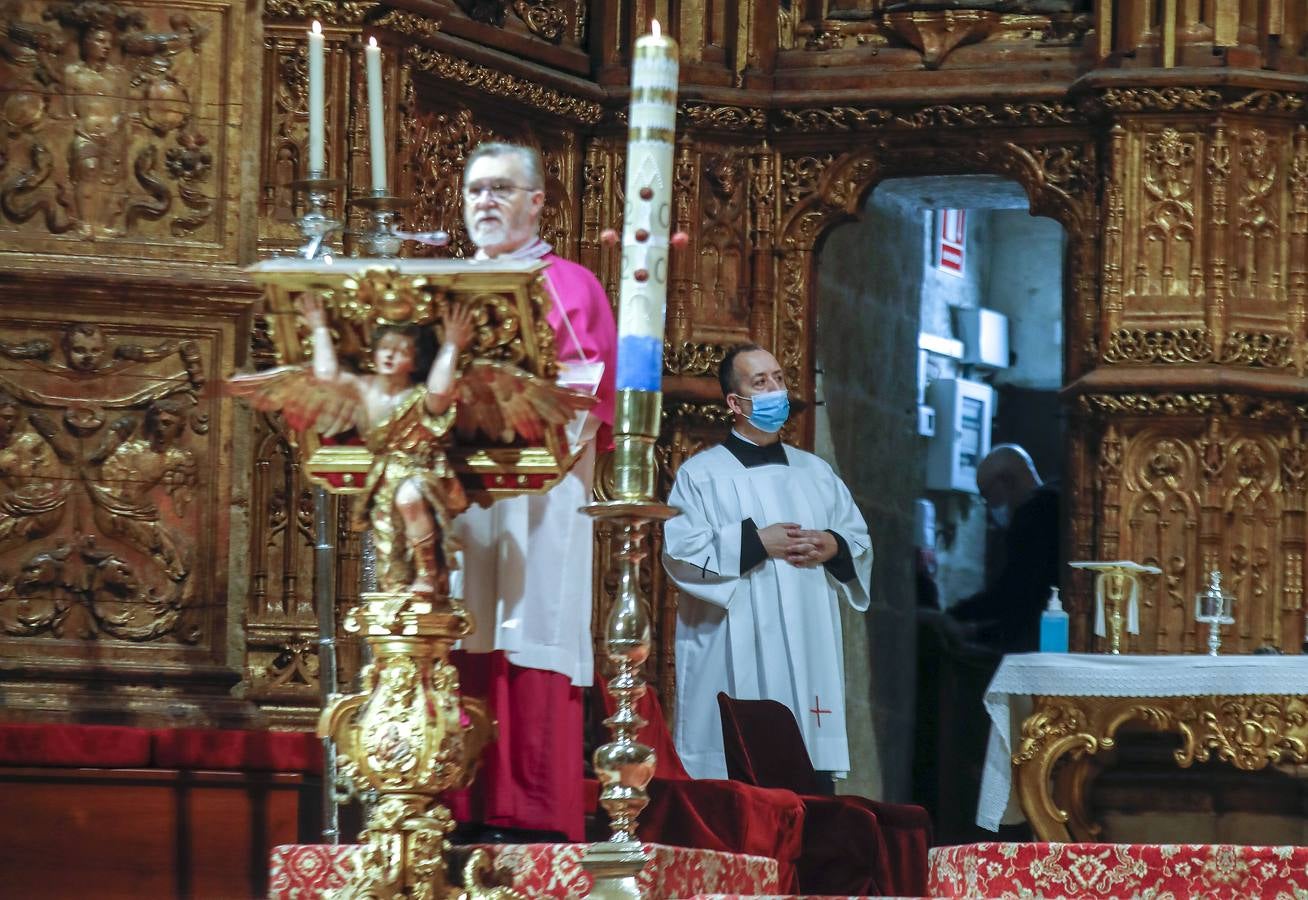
349 192 411 258
291 171 345 841
290 173 345 259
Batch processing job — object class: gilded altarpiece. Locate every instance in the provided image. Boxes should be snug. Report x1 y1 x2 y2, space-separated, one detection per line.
1098 113 1304 364
230 1 1308 732
243 402 365 728
0 293 254 723
1073 93 1308 655
1081 404 1308 655
0 0 254 265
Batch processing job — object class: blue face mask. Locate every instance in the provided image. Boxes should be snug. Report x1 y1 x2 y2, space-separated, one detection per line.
741 389 790 433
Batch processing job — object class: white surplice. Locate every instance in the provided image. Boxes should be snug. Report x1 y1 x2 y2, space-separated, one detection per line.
452 437 596 686
662 442 873 779
452 239 605 687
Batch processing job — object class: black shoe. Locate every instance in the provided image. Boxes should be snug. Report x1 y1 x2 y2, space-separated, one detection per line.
451 824 568 845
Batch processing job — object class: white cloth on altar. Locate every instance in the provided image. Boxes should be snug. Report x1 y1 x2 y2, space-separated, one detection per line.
662 442 872 780
978 652 1308 831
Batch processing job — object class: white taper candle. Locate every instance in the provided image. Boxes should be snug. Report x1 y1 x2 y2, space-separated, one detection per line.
307 21 325 174
364 37 387 193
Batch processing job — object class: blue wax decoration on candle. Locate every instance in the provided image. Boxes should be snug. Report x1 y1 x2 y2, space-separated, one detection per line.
616 335 663 392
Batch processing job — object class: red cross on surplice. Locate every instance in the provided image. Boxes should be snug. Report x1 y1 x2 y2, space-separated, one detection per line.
810 695 831 727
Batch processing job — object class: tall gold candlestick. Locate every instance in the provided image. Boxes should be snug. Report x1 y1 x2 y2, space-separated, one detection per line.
582 19 680 900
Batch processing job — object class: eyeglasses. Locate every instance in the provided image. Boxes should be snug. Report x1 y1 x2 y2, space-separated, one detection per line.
464 181 535 202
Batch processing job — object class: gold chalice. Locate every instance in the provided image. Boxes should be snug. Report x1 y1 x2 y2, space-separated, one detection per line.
1069 560 1162 654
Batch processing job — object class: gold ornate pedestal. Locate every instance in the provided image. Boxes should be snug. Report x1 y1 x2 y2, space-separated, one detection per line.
237 257 585 900
1014 693 1308 842
318 591 515 899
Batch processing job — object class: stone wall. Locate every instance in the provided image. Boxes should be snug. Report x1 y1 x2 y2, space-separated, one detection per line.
814 188 925 801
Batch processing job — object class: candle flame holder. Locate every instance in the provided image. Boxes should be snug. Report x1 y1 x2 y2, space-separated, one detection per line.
291 173 345 259
349 193 409 258
345 192 452 259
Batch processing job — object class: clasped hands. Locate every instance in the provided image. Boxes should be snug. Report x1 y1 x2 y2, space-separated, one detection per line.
758 522 838 568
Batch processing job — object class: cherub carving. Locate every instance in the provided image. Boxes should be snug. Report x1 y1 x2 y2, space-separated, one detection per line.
0 390 70 550
226 296 594 598
62 322 108 373
87 395 197 582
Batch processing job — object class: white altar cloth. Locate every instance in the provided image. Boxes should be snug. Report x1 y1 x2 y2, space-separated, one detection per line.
977 652 1308 830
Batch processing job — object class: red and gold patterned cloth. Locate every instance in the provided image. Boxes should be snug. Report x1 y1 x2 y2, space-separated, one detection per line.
273 841 1308 899
268 842 780 899
928 842 1308 899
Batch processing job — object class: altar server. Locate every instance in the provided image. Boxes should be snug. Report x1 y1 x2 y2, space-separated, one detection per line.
663 344 872 781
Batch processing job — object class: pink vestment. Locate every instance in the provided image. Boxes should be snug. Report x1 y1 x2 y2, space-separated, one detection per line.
541 252 616 450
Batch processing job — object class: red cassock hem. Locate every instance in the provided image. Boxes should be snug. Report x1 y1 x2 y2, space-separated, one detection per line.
444 650 585 842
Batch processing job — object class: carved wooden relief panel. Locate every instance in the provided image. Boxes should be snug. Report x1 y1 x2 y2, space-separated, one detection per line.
400 94 579 259
0 289 254 722
1097 100 1306 367
685 143 752 339
0 0 253 263
1081 398 1308 654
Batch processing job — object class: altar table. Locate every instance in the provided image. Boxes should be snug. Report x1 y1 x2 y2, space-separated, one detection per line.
978 653 1308 840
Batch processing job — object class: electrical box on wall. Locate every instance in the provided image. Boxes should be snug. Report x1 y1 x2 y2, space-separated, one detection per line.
956 308 1009 370
925 378 994 493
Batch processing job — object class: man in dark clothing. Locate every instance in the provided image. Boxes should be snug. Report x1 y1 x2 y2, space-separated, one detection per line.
947 444 1060 653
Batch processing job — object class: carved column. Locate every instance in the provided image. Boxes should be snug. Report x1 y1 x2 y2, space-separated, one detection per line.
1094 0 1306 68
749 142 779 350
668 137 699 345
580 134 625 301
1071 81 1308 653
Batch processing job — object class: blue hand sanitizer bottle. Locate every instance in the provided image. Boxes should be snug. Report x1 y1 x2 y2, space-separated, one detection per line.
1039 587 1069 653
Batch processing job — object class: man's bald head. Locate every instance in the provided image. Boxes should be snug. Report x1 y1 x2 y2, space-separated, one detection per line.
976 444 1041 512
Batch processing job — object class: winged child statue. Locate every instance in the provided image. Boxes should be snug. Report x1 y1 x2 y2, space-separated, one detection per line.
226 293 595 599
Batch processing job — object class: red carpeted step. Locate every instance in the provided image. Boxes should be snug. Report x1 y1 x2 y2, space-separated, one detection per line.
151 727 323 773
270 842 785 898
0 723 151 768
